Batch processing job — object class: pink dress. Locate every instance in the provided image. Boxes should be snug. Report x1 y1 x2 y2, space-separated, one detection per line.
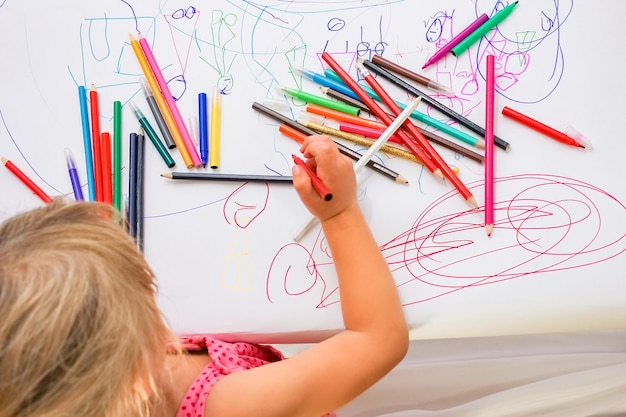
176 335 336 417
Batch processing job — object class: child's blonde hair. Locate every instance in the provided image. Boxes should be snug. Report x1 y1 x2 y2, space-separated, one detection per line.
0 200 176 417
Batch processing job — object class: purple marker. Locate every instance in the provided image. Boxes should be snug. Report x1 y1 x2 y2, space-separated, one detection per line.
65 147 84 201
422 13 489 69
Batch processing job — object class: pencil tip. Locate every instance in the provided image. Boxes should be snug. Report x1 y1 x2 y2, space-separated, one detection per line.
468 196 478 208
396 175 409 184
1 157 7 164
485 224 493 236
161 172 173 179
434 169 445 180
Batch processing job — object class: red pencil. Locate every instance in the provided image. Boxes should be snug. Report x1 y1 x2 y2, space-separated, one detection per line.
2 157 53 203
354 58 476 207
292 154 333 201
90 85 103 202
101 131 113 205
320 52 441 178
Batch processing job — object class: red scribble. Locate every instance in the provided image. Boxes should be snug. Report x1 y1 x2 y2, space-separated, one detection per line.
266 174 626 308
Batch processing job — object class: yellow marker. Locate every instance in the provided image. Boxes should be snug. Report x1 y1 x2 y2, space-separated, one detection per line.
209 87 222 169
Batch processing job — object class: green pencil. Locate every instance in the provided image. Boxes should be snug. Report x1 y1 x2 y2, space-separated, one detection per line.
451 1 519 57
128 101 175 168
278 85 361 116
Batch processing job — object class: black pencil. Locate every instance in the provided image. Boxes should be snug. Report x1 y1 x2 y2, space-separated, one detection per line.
162 172 294 183
363 58 511 151
252 101 408 183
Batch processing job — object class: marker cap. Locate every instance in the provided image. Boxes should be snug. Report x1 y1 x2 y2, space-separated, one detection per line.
564 125 593 150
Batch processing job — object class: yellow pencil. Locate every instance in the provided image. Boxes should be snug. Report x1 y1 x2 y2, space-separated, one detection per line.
128 33 193 168
209 87 222 169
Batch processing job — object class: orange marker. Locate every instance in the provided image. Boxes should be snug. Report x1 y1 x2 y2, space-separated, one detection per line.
292 154 333 201
278 123 308 144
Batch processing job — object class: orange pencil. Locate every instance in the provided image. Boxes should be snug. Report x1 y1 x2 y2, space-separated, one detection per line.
2 157 53 203
101 131 113 205
90 85 103 202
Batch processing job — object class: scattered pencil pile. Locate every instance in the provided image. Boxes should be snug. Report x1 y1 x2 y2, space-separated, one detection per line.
4 2 592 245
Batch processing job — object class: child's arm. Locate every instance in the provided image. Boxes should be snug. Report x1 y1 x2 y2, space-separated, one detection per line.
205 135 408 417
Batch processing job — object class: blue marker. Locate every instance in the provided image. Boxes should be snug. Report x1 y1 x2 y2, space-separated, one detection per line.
291 66 360 101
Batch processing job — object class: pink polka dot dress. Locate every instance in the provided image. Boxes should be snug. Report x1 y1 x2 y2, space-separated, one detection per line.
176 335 336 417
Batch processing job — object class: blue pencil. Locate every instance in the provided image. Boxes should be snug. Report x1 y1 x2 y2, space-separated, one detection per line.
78 85 95 201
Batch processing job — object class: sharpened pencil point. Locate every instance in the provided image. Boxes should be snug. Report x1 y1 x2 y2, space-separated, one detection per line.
161 172 173 179
468 196 478 208
485 224 494 236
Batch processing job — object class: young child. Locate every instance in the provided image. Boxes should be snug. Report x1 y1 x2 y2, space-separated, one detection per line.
0 135 408 417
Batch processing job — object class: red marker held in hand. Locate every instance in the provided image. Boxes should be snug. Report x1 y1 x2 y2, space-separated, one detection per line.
292 154 333 201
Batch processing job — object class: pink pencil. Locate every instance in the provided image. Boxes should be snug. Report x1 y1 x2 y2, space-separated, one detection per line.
138 35 202 168
484 55 495 236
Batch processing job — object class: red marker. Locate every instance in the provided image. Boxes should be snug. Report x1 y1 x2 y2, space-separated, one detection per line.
292 154 333 201
501 106 590 149
2 157 53 203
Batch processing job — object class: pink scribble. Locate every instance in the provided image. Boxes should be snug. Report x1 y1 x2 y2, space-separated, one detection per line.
266 174 626 308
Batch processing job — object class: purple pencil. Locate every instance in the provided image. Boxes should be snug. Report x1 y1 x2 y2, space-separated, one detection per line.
422 13 489 69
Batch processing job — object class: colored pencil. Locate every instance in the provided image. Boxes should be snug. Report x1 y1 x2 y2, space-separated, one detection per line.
321 52 442 178
370 54 454 95
89 85 103 202
78 85 95 201
292 154 333 201
100 131 113 205
298 119 424 166
2 157 52 203
304 103 483 162
252 101 407 183
139 77 175 149
129 34 193 168
113 100 123 211
422 13 490 69
485 55 496 236
162 172 293 183
362 58 509 150
325 66 489 150
137 35 202 167
357 60 477 207
319 86 372 114
210 87 222 169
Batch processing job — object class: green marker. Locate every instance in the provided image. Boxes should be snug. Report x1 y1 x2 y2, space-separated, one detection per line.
451 1 519 57
128 101 175 168
112 100 123 213
278 85 361 116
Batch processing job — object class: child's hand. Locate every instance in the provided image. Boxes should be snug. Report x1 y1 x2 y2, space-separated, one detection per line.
292 135 357 222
